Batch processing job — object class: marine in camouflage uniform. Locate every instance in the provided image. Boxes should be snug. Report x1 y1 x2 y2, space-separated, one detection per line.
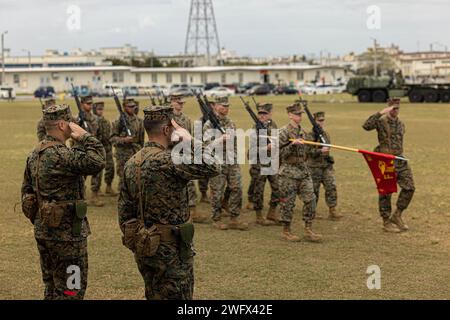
203 96 249 231
78 95 105 207
91 102 117 196
248 103 281 226
197 115 210 203
278 103 322 242
169 92 205 223
110 98 145 191
21 105 105 300
306 111 342 220
37 98 56 141
118 105 219 300
363 98 415 232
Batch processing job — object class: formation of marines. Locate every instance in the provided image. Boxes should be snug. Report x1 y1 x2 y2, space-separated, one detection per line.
22 93 414 300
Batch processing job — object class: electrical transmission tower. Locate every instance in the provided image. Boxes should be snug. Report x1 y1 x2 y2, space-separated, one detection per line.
184 0 222 66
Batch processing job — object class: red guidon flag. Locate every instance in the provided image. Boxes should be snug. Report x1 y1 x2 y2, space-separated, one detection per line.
359 150 397 195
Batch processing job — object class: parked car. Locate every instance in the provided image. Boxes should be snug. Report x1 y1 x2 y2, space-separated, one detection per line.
137 86 152 96
90 87 108 97
0 86 16 100
122 86 140 97
274 85 299 95
237 82 261 94
150 85 169 97
204 82 221 91
300 84 345 95
190 84 205 94
170 87 194 97
34 86 55 98
247 84 272 95
103 84 123 97
204 86 234 98
69 85 91 97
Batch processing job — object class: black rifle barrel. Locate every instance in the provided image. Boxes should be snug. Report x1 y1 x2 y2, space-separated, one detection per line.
70 83 88 130
112 88 132 137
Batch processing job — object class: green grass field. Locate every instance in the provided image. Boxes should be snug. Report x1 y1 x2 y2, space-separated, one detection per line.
1 94 449 300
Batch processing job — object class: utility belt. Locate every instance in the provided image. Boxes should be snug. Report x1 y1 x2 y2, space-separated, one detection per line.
284 157 306 166
376 146 403 157
22 196 87 236
121 220 194 260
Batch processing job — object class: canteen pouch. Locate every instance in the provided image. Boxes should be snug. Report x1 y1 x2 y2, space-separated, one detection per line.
177 222 195 261
135 224 160 258
72 200 87 236
40 202 65 228
121 218 140 252
22 193 39 223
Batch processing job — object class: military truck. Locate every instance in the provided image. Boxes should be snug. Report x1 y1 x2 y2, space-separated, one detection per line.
346 76 450 103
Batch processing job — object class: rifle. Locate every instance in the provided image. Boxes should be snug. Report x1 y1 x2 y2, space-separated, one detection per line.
70 83 88 130
156 90 164 106
192 90 225 134
161 90 169 104
298 98 334 164
112 88 132 137
240 96 266 131
147 92 157 106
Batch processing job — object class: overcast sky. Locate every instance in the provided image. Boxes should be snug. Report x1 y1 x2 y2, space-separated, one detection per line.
0 0 449 57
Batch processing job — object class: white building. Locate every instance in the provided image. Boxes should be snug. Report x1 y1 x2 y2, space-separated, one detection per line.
2 65 350 94
397 51 450 80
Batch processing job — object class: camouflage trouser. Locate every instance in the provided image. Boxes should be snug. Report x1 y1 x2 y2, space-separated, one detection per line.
310 166 337 209
104 148 115 185
252 167 280 211
36 238 88 300
279 171 316 225
187 181 197 207
135 243 194 300
379 160 415 218
209 164 242 220
198 178 209 194
247 166 259 203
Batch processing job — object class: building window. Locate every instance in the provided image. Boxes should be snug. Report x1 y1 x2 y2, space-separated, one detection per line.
151 73 158 83
181 73 187 83
297 71 304 81
315 71 321 81
239 73 244 83
166 73 172 84
201 73 208 84
221 73 226 84
13 74 20 85
135 73 141 83
113 71 124 83
190 76 194 83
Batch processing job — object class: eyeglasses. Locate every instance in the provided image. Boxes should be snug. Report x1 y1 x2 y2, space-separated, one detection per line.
316 119 325 122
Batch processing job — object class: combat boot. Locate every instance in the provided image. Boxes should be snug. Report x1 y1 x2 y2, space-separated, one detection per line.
303 224 322 243
266 206 281 225
281 225 300 242
328 207 343 220
246 202 255 210
382 217 401 233
221 199 230 217
190 206 208 224
255 210 274 226
390 209 409 231
212 219 228 230
105 184 118 197
200 192 210 204
227 217 249 231
88 192 105 207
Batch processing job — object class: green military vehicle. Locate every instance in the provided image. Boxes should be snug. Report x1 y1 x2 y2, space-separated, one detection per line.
346 76 450 103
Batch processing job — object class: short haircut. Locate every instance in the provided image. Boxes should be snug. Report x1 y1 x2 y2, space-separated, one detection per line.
44 119 61 132
144 118 170 136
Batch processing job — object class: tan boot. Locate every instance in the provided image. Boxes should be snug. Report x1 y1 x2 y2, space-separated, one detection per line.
266 206 281 225
281 225 301 242
105 184 118 197
246 202 255 210
200 192 210 204
212 220 228 230
228 217 249 231
190 206 208 224
255 210 275 226
303 224 322 243
88 192 105 207
390 209 409 231
383 217 401 233
328 207 343 220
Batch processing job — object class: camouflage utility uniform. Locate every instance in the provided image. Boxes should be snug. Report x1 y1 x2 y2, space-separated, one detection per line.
21 105 105 299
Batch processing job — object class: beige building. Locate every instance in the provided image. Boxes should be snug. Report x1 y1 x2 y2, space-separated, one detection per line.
2 65 350 94
397 51 450 80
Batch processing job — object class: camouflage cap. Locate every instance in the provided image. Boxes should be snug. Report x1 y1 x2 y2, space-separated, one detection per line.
213 96 230 106
80 95 93 104
286 103 304 115
93 101 105 109
43 104 73 121
143 105 174 121
169 91 186 101
123 98 137 108
314 111 325 119
42 98 56 108
257 103 273 113
388 98 401 107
